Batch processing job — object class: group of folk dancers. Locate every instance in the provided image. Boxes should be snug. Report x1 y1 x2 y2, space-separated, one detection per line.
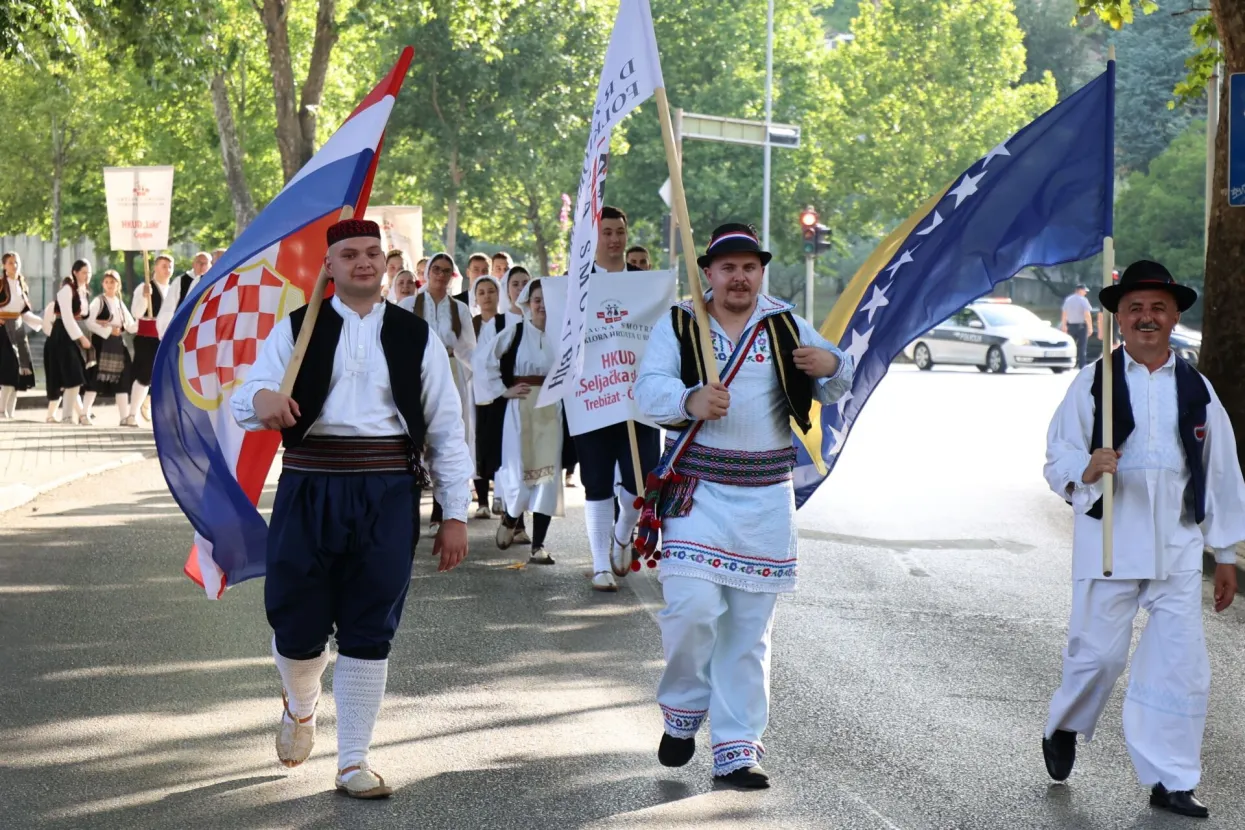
0 248 220 425
226 216 1245 815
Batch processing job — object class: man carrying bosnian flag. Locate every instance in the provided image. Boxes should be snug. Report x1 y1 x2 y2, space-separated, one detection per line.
152 49 414 600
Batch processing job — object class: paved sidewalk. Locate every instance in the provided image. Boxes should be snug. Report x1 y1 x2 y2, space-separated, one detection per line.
0 407 156 513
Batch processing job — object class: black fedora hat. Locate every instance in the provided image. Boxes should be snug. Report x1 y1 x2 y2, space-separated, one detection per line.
697 223 772 269
1099 260 1197 313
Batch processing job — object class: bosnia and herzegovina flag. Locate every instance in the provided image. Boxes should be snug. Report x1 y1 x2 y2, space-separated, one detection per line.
793 60 1116 508
151 48 414 598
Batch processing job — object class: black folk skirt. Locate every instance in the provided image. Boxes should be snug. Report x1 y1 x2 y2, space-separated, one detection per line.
474 398 507 480
44 318 87 400
0 321 35 390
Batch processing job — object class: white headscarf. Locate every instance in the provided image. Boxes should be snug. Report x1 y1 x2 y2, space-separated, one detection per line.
422 252 463 299
470 274 503 316
499 266 532 316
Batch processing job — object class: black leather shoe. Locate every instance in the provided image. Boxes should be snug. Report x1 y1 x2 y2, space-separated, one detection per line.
1042 729 1076 781
717 765 770 789
658 734 695 767
1150 784 1209 818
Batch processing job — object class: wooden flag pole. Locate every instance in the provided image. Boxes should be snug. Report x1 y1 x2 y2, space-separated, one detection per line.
1101 43 1116 579
1101 236 1115 577
280 206 354 396
655 86 719 385
142 251 152 318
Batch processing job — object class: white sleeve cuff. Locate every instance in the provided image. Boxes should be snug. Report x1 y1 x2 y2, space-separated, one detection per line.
1213 546 1239 565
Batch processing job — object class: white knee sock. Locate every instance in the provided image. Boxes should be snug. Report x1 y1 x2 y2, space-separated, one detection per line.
47 399 59 420
272 636 329 719
116 392 130 421
585 498 615 573
333 656 388 776
61 386 80 421
0 385 14 417
614 496 642 548
83 390 97 419
130 382 150 418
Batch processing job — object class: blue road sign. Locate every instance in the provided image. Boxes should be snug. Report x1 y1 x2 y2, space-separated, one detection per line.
1230 73 1245 206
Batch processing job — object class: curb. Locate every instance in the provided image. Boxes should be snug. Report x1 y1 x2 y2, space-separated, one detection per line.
0 450 156 514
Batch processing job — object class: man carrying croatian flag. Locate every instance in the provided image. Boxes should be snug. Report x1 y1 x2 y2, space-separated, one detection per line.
152 49 474 799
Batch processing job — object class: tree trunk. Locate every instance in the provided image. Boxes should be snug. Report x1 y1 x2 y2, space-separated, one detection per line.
525 189 551 276
50 113 63 281
257 0 338 183
1204 0 1245 473
258 0 302 183
444 144 461 254
298 0 338 170
210 72 258 235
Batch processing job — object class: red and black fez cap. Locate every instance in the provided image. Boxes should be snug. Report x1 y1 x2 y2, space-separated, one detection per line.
326 218 382 248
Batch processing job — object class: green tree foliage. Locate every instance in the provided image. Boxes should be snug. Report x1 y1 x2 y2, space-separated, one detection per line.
1013 0 1103 96
1109 0 1207 173
1115 122 1206 290
0 0 92 64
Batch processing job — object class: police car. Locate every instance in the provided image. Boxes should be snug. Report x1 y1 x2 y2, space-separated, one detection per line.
903 299 1077 374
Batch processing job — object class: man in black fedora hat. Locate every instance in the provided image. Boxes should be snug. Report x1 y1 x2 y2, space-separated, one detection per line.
1041 259 1245 818
633 222 854 788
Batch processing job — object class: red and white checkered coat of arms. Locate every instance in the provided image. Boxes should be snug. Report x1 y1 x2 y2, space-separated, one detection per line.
179 261 304 410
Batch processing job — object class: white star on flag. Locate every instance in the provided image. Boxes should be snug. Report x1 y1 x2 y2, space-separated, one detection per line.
843 325 874 367
884 248 916 278
827 423 846 457
859 283 890 324
981 140 1011 168
916 211 943 236
835 386 854 419
948 171 985 208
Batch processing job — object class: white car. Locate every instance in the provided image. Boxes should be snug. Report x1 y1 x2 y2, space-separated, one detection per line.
903 300 1076 374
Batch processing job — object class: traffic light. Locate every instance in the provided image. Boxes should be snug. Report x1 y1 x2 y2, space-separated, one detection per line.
800 206 832 256
800 206 818 255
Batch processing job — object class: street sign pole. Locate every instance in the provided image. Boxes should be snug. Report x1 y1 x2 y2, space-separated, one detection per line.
762 0 775 292
804 252 815 320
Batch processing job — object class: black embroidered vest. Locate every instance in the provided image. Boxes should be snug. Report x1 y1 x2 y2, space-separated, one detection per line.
176 272 195 309
1087 347 1210 523
472 313 505 339
282 302 430 448
500 323 526 388
53 278 85 318
669 306 814 433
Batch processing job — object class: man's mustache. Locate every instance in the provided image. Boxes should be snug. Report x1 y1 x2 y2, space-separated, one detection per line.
1134 320 1159 332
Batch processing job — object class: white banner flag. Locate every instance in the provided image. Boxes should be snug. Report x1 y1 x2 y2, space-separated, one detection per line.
103 166 175 251
536 0 664 408
366 205 423 264
562 269 676 435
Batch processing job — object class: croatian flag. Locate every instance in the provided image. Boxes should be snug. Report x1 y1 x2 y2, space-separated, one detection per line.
151 48 414 598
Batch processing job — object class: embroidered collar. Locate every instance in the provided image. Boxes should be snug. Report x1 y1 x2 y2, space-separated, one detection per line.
676 291 793 325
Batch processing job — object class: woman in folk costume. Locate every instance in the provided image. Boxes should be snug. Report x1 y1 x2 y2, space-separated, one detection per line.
398 252 476 534
499 265 529 324
470 271 511 519
1041 261 1245 819
481 278 563 565
45 259 95 425
634 224 853 788
0 252 41 419
83 270 138 424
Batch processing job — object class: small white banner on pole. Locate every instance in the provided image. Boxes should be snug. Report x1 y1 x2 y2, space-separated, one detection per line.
366 205 423 264
103 166 175 250
537 0 664 409
543 269 676 435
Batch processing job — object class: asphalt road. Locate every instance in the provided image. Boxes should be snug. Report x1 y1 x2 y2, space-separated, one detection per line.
3 363 1245 830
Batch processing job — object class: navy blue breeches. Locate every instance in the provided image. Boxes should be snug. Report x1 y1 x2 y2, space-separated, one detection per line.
265 472 418 661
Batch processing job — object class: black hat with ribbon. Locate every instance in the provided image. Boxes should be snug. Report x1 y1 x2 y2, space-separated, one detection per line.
697 223 772 269
1098 259 1198 313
